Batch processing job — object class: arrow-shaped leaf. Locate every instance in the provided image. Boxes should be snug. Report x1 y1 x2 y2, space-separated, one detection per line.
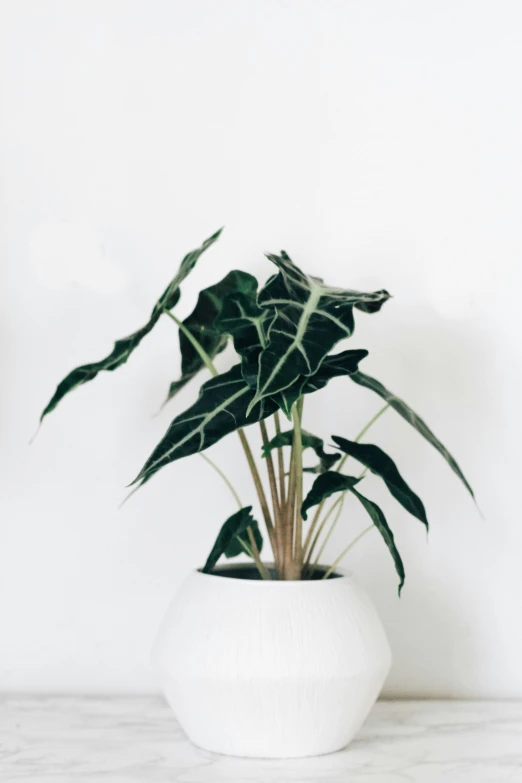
262 429 340 474
215 286 273 389
301 472 361 519
130 364 277 490
349 488 405 596
247 250 389 411
350 371 474 499
163 270 257 404
332 436 428 530
271 348 369 418
40 228 223 422
203 506 259 573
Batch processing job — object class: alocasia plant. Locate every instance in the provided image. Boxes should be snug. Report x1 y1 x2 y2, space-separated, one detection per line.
39 229 474 591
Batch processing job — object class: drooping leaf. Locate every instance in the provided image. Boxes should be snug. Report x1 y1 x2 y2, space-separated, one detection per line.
332 436 428 530
224 516 263 558
262 429 340 474
349 488 405 595
301 472 361 519
271 348 369 418
40 228 223 422
350 371 474 499
203 506 258 573
130 364 277 490
246 250 389 412
301 471 405 594
163 270 258 403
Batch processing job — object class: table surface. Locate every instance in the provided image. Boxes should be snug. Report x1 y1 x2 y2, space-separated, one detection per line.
1 696 521 782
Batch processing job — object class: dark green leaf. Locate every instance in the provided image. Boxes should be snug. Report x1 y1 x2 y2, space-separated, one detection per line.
350 371 474 499
332 436 428 530
203 506 258 573
271 348 369 418
130 364 277 490
215 286 273 389
40 228 223 422
301 471 361 519
224 516 263 558
247 250 389 411
262 429 340 474
164 270 257 403
302 471 405 594
349 488 405 595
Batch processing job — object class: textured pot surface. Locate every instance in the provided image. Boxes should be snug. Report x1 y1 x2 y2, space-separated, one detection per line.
152 564 391 758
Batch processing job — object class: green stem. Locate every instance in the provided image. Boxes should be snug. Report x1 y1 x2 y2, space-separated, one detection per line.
163 310 219 377
306 465 368 575
322 524 375 580
305 492 344 568
336 404 389 473
199 452 242 510
311 494 345 574
273 411 286 507
164 308 276 565
292 397 304 572
247 526 271 580
302 403 390 555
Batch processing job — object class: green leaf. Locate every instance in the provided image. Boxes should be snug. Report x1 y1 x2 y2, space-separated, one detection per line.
271 348 369 418
301 471 405 594
203 506 258 573
262 429 340 474
164 270 258 403
215 286 273 389
301 471 361 519
350 371 474 499
130 364 278 490
349 488 405 595
332 436 428 530
247 250 389 412
224 517 263 558
40 228 223 422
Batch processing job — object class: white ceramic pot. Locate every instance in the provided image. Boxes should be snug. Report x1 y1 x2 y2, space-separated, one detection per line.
152 563 391 758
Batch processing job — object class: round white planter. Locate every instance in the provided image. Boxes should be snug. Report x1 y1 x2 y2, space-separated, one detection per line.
152 563 391 758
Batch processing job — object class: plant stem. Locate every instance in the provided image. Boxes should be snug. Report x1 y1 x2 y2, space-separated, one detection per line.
247 526 271 580
304 492 343 567
237 429 277 556
336 404 390 474
273 411 286 505
284 421 298 579
310 494 345 575
164 310 218 377
322 524 375 580
292 398 304 573
236 534 269 580
259 420 282 571
303 403 390 555
164 309 276 568
199 452 242 510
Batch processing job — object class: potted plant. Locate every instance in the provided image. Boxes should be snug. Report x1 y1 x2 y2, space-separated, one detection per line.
38 229 474 758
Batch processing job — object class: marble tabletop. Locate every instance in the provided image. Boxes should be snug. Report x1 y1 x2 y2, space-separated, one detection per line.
1 696 521 782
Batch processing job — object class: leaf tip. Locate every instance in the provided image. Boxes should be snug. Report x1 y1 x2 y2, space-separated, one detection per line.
119 485 140 509
28 422 42 446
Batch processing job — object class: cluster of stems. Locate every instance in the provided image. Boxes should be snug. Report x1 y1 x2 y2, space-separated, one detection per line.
167 310 387 581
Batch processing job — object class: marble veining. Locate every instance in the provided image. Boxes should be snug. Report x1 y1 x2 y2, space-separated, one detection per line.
1 696 521 782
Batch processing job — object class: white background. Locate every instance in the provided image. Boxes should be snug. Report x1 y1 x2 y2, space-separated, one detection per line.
1 0 521 697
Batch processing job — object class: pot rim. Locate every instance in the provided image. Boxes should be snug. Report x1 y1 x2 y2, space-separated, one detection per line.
196 562 351 584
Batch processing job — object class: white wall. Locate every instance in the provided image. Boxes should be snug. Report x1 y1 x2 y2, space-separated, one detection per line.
1 0 521 697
